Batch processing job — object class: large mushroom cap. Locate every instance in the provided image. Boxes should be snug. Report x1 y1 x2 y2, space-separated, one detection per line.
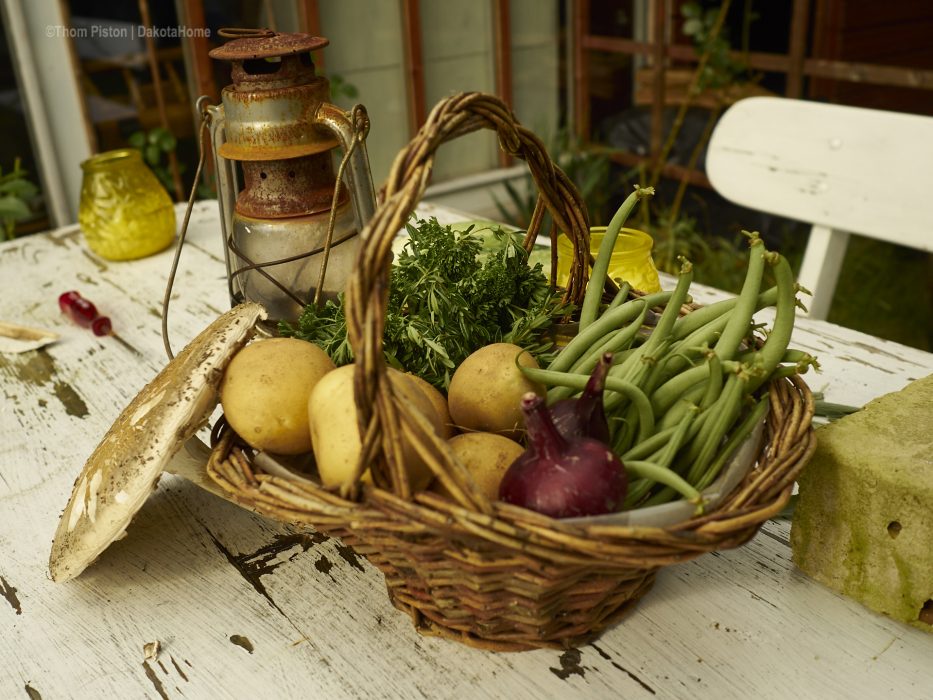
48 302 267 582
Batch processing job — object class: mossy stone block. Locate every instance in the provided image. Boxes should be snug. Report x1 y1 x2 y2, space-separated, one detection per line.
790 373 933 632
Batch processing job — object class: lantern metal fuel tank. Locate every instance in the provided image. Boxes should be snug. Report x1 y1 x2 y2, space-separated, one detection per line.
205 30 376 321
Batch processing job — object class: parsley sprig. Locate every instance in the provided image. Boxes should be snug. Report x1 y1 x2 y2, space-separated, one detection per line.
280 217 568 389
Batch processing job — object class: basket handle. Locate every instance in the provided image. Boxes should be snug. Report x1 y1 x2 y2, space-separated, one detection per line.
344 92 591 509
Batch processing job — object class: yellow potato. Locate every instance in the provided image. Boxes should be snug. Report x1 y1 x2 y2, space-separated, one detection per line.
401 372 456 439
433 432 525 502
447 343 544 439
220 338 335 455
309 366 444 489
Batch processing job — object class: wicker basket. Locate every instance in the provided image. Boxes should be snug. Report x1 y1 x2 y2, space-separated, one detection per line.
207 92 816 651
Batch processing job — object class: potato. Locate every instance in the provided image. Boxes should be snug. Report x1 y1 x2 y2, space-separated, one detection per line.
433 432 524 502
220 338 335 455
401 372 456 439
447 343 544 439
309 365 444 489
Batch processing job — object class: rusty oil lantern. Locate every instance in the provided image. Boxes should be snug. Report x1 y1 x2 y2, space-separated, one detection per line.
204 30 376 321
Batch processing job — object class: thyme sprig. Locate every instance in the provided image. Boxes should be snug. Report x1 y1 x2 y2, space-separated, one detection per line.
280 217 568 389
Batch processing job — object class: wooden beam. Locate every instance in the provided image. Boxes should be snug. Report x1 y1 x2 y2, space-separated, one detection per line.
580 34 933 91
177 0 218 104
400 0 426 135
492 0 513 167
492 0 513 107
786 0 810 98
297 0 325 73
604 148 712 188
138 0 184 201
804 58 933 90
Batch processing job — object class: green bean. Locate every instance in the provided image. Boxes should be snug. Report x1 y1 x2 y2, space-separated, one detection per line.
621 423 681 461
624 460 702 504
671 285 777 341
747 252 797 393
657 384 707 430
607 281 632 311
608 261 693 394
622 478 652 509
637 404 709 507
650 353 748 417
579 186 654 330
661 316 728 378
775 348 816 365
686 370 748 484
650 363 711 415
699 353 723 410
656 404 700 466
605 337 674 414
636 260 693 361
650 285 779 391
713 233 766 361
736 347 818 369
521 366 655 442
695 394 769 491
548 291 672 373
554 301 650 399
611 404 640 456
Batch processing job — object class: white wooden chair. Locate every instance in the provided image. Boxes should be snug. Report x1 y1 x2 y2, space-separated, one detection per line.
706 96 933 320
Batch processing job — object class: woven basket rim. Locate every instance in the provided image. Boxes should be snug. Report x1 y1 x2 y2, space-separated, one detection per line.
207 371 814 551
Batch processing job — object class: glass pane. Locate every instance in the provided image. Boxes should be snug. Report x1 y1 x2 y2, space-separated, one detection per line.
62 2 213 202
511 0 560 139
420 0 498 181
318 0 409 184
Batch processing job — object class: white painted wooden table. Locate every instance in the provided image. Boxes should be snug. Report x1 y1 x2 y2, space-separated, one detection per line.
2 201 932 700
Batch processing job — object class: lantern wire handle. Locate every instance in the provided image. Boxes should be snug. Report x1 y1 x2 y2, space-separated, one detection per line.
313 107 366 307
160 100 368 360
161 103 212 361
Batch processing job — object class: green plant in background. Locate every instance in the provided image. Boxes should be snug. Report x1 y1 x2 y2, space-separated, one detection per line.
681 0 752 91
128 127 179 194
329 74 359 102
129 126 216 201
0 158 39 240
649 206 748 293
639 1 762 293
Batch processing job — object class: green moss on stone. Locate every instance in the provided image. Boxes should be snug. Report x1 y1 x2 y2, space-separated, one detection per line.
790 372 933 633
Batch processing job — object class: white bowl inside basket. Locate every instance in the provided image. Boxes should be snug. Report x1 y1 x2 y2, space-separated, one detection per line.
562 411 768 528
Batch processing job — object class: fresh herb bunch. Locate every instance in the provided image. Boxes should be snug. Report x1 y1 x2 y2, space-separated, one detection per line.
280 217 567 389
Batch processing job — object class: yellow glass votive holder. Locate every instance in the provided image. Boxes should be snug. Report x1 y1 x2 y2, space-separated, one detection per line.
78 149 176 261
555 226 662 293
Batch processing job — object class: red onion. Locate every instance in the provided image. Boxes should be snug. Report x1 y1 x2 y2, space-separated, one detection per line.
498 393 627 518
549 352 612 443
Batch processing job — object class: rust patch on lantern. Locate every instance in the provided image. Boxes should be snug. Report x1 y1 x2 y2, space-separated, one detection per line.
210 31 328 61
212 30 345 219
238 158 348 218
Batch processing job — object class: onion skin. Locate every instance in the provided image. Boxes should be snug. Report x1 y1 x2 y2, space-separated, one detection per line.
498 393 627 518
548 352 612 444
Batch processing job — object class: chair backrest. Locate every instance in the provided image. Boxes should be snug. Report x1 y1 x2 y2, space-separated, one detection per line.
706 96 933 319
